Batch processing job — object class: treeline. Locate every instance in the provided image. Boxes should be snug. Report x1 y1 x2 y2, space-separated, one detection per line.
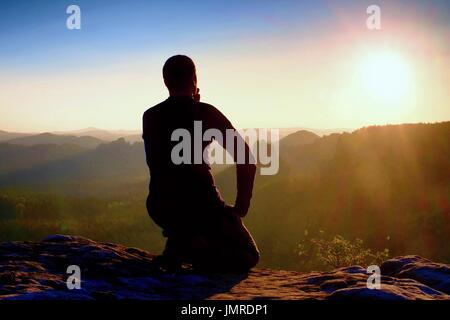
216 122 450 269
0 191 164 252
0 122 449 271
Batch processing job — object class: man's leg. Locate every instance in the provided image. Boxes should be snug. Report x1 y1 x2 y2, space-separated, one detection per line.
157 226 210 271
157 207 259 273
193 207 260 273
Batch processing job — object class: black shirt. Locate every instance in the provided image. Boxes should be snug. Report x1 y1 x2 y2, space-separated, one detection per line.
142 96 256 231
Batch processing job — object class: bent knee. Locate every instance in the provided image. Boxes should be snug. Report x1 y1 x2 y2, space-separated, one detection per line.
235 248 260 272
249 248 260 268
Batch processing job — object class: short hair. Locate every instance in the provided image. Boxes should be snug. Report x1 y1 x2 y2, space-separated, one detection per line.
163 55 196 91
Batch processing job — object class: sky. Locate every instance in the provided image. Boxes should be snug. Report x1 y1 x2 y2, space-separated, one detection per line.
0 0 449 132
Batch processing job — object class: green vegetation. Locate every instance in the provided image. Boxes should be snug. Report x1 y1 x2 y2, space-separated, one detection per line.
0 191 165 253
217 122 450 270
0 122 449 271
297 233 389 269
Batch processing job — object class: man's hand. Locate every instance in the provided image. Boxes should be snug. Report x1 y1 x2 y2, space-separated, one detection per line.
225 203 248 218
233 206 249 217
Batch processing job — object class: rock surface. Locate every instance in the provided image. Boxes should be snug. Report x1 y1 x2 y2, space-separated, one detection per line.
0 235 449 300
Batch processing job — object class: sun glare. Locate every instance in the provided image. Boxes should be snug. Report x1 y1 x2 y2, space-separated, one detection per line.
359 50 413 103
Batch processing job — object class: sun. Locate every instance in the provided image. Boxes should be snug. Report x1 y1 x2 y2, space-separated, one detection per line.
359 50 413 103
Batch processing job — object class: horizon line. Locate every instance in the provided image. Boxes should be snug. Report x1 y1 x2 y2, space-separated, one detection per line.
3 120 450 136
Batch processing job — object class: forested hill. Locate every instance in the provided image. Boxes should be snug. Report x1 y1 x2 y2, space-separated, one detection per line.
0 122 449 270
216 121 450 269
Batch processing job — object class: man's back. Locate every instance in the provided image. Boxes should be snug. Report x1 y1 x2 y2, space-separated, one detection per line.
142 96 233 231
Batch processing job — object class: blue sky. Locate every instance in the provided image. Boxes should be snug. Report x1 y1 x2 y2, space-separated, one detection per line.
0 0 449 131
0 0 333 72
1 0 448 71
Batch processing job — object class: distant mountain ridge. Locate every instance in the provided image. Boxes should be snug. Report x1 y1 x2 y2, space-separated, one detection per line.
214 121 450 268
6 132 105 149
0 122 449 269
0 138 146 189
0 143 87 175
0 126 350 146
280 130 320 148
51 127 141 142
0 130 32 142
0 128 321 189
2 122 449 193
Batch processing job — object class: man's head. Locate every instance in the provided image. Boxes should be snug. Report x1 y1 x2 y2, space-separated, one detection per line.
163 55 197 96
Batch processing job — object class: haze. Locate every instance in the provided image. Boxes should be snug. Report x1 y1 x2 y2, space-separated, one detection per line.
0 0 449 132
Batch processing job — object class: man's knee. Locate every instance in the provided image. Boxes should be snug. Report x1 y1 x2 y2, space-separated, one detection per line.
227 246 260 272
243 249 260 270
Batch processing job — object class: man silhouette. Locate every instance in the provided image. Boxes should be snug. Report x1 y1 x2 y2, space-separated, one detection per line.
142 55 259 272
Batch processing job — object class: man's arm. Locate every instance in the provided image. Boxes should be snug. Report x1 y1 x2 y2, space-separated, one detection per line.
234 156 257 217
213 109 256 217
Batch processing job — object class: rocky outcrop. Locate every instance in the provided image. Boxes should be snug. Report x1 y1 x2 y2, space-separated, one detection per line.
0 235 449 300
